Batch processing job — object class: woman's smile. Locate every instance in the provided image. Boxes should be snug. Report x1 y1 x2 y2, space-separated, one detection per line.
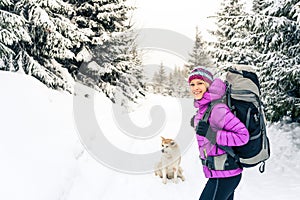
190 79 208 100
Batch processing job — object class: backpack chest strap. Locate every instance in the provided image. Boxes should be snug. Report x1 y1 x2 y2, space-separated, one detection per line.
200 153 241 170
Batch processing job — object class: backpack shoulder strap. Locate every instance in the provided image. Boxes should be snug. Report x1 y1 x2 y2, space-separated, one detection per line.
202 99 223 123
202 103 212 123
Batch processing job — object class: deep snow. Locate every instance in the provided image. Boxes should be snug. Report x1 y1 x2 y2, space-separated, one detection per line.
0 71 299 200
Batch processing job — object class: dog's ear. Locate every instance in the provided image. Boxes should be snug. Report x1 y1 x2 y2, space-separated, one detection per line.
170 141 175 146
161 136 166 141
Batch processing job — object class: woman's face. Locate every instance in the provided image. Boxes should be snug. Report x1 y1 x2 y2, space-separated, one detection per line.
189 79 208 100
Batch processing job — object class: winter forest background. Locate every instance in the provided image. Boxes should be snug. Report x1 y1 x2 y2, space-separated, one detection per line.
1 1 300 199
0 0 299 121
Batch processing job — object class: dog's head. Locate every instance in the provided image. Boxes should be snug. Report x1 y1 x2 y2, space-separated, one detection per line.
160 136 177 154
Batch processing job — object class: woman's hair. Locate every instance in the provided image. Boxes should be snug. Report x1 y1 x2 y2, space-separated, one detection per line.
204 81 210 89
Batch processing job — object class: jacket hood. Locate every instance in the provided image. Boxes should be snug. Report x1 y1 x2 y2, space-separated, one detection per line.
194 78 226 108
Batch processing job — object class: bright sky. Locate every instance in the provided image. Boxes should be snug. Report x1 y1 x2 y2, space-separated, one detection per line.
131 0 219 38
128 0 220 69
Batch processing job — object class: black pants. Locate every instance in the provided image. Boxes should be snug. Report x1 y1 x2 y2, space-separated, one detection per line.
199 174 242 200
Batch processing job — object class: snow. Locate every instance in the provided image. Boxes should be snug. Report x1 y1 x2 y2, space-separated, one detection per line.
0 71 299 200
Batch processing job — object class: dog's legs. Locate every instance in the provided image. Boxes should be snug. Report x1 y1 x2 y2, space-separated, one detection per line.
179 174 185 181
162 168 167 184
173 167 178 184
179 167 185 181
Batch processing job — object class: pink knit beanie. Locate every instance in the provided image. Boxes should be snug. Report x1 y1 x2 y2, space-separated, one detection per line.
188 67 214 85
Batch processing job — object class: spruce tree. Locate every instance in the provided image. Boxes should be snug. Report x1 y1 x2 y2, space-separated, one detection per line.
1 0 144 104
151 62 168 95
157 62 167 86
186 27 212 71
209 0 300 122
167 67 190 98
167 71 174 96
109 31 145 105
252 0 271 12
0 0 31 71
248 0 300 122
168 67 180 97
6 0 85 92
209 0 252 72
72 0 145 103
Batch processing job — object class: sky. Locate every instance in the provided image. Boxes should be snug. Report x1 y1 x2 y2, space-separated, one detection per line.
130 0 219 39
128 0 220 69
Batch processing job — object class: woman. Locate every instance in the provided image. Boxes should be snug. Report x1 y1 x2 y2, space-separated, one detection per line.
189 67 249 200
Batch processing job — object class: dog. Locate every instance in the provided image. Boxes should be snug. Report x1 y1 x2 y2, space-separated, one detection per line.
155 137 185 184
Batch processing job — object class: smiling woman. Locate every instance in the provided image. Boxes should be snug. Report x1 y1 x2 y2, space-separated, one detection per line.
189 79 209 100
188 66 250 200
188 67 214 99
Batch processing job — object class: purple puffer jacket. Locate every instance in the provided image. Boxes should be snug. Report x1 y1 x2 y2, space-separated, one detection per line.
193 78 249 178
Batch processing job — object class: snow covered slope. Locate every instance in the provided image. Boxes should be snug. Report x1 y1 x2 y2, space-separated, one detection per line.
0 71 299 200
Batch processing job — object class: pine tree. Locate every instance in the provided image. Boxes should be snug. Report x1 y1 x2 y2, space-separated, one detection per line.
110 31 145 105
167 71 174 96
167 67 190 98
186 27 212 71
252 0 271 12
0 0 31 71
151 62 168 95
248 0 300 122
157 62 167 85
1 0 144 104
208 0 300 122
72 0 145 103
4 0 86 92
209 0 252 72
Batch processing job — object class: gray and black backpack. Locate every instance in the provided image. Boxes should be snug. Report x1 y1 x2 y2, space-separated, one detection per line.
201 64 271 173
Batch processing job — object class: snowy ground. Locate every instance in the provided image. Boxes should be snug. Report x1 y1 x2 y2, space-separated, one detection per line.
0 71 299 200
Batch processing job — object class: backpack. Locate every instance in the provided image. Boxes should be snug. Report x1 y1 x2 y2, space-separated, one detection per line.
200 64 271 173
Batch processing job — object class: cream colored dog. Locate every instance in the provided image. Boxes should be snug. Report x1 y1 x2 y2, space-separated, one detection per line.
155 137 185 184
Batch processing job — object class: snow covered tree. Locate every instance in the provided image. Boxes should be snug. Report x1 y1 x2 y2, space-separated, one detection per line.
1 0 145 104
252 0 271 12
151 62 168 95
248 0 300 122
1 0 90 92
186 27 213 70
167 67 190 98
156 62 167 85
167 72 174 96
209 0 254 72
71 0 145 104
209 0 300 122
104 31 145 105
0 0 31 71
